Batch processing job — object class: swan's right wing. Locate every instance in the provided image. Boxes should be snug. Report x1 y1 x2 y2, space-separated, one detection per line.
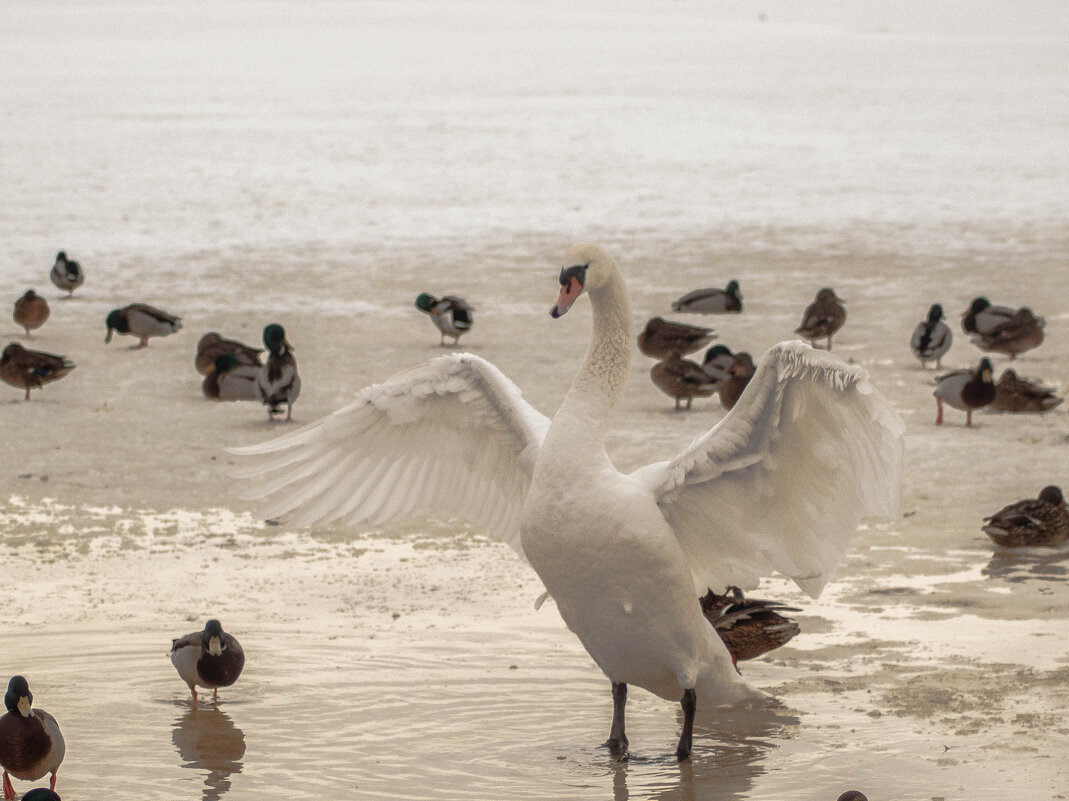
230 353 550 558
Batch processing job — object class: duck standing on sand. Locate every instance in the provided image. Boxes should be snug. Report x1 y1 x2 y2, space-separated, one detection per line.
909 303 952 368
12 291 49 337
637 317 715 359
982 486 1069 548
170 620 245 705
231 243 903 759
194 332 262 376
203 354 260 401
48 252 83 298
0 676 65 800
795 288 845 350
415 294 474 346
650 351 718 410
0 344 75 400
256 323 300 421
970 307 1045 359
671 280 743 314
961 296 1014 336
933 357 995 426
699 587 800 674
992 369 1063 413
105 303 182 348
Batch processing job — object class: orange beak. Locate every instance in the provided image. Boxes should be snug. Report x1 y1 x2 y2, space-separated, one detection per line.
551 277 583 318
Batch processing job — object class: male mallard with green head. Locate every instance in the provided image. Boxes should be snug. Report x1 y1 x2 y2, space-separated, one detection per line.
415 294 474 346
194 332 262 376
48 252 83 298
0 676 64 800
256 323 300 420
933 357 995 426
910 303 952 368
670 279 743 314
170 620 246 705
105 303 182 348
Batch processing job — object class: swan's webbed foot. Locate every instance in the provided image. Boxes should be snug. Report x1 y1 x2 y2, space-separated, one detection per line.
605 681 629 758
675 688 696 761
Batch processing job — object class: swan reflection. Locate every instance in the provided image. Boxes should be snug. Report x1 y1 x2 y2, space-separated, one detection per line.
172 706 246 800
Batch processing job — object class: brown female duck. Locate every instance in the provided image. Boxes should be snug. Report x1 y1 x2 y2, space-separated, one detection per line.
717 352 756 411
650 351 718 410
700 587 801 673
194 332 262 376
992 369 1063 412
0 344 75 400
983 486 1069 548
637 316 715 359
795 288 845 350
970 307 1045 359
12 291 49 336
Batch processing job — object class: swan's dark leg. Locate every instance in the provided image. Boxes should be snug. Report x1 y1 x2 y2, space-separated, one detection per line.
675 688 697 760
606 681 629 756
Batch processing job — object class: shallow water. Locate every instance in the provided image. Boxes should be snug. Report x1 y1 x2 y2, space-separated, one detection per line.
2 1 1069 800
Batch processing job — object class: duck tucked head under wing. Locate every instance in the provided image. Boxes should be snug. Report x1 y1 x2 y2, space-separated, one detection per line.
230 353 551 558
630 341 904 598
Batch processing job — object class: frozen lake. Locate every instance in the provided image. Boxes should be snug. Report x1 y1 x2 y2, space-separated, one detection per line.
1 1 1068 799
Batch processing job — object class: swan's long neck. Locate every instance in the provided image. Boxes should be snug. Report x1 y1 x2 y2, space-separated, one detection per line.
557 270 633 434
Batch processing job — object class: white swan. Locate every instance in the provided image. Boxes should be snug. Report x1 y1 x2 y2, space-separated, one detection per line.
231 243 903 759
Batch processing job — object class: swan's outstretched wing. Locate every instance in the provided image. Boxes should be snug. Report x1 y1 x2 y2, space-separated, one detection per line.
630 341 903 598
230 353 550 557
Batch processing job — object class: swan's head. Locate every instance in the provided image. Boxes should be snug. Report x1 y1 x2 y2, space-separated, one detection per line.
551 243 615 318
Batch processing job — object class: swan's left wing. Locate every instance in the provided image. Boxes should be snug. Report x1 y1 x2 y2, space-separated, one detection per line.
630 341 903 598
230 353 550 558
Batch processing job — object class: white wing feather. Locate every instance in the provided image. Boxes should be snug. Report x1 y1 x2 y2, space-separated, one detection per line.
230 353 550 557
630 341 904 599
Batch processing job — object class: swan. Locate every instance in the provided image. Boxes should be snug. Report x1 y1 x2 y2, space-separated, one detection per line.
231 243 903 758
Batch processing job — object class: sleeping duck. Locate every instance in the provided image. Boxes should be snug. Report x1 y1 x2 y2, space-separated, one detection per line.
650 351 718 410
970 307 1045 359
203 354 260 401
670 280 743 314
0 676 64 801
909 303 952 368
795 288 845 350
415 294 474 346
717 351 756 411
961 297 1014 336
700 344 735 383
256 323 300 420
194 332 262 376
48 252 83 298
105 303 183 348
170 620 245 705
0 344 75 400
13 291 49 337
992 369 1063 412
699 587 801 673
982 486 1069 548
637 317 715 359
933 357 995 426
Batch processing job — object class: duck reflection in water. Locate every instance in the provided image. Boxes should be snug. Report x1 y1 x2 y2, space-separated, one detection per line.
172 706 246 801
608 700 798 801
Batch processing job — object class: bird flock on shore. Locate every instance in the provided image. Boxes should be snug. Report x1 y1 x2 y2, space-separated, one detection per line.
2 245 1066 796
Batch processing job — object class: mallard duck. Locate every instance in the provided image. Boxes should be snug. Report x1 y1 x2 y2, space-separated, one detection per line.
415 294 474 346
20 788 61 801
0 677 64 801
48 252 83 298
699 587 800 674
909 303 952 368
203 354 260 401
650 351 718 410
256 323 300 420
670 280 743 314
933 357 995 426
170 620 245 705
12 291 49 337
105 303 182 348
717 351 756 411
992 369 1063 412
795 288 845 350
637 317 715 359
194 332 262 376
837 793 868 801
961 296 1014 335
0 344 75 400
982 486 1069 548
700 344 735 383
970 307 1045 359
232 243 902 760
